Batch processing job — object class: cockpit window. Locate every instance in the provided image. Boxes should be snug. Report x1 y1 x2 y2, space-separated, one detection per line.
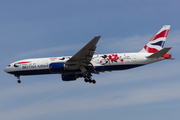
8 65 11 67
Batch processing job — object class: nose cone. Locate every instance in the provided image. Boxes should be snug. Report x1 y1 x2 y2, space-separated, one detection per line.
4 67 8 73
4 67 11 73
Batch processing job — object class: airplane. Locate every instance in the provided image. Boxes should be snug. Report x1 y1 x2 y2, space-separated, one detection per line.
4 25 173 84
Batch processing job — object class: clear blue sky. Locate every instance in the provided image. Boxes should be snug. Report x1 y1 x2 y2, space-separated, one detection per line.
0 0 180 120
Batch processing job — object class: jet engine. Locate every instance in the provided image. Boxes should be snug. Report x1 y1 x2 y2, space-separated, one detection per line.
49 62 65 73
61 74 78 81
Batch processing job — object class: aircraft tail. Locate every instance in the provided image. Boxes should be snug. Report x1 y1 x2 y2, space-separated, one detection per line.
140 25 170 53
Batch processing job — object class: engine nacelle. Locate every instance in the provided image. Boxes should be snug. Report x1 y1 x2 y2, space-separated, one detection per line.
49 62 65 73
61 74 78 81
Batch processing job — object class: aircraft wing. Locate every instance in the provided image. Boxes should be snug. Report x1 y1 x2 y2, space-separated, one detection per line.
66 36 101 72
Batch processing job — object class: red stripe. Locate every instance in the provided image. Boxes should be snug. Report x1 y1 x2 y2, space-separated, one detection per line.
14 61 31 65
144 45 158 53
150 29 169 41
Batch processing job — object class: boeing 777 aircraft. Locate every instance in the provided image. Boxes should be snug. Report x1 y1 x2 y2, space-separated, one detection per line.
4 25 173 84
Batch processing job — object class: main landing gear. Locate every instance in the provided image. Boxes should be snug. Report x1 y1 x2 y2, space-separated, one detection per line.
82 73 96 84
15 75 21 83
84 79 96 84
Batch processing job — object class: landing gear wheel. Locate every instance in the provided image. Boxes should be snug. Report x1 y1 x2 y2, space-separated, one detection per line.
84 79 88 83
82 73 96 84
15 75 21 84
92 80 96 84
17 80 21 83
89 80 92 83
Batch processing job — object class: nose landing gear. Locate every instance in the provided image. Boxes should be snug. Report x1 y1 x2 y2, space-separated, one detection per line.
15 75 21 84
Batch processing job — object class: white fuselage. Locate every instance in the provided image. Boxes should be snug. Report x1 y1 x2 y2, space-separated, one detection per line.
4 25 172 84
4 52 163 76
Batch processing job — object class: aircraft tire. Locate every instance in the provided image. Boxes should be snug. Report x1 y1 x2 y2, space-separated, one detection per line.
92 80 96 84
17 80 21 83
84 79 88 83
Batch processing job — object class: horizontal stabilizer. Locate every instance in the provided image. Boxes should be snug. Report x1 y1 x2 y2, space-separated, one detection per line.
147 47 172 58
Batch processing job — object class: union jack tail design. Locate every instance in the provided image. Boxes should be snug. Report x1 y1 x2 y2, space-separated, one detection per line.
140 25 170 53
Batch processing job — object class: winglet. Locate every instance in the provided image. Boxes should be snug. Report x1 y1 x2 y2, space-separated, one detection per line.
146 47 172 58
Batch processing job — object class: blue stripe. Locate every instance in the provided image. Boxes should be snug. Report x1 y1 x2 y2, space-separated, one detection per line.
161 41 165 47
151 41 165 47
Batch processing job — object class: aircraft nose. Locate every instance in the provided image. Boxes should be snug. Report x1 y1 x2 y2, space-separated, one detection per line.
4 67 8 72
4 67 10 73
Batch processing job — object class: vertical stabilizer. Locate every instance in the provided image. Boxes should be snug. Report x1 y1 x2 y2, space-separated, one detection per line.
140 25 170 53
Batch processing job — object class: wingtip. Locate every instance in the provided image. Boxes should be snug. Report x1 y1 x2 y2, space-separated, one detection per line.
94 36 101 38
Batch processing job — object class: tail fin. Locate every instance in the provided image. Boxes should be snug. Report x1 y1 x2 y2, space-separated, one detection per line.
140 25 170 53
